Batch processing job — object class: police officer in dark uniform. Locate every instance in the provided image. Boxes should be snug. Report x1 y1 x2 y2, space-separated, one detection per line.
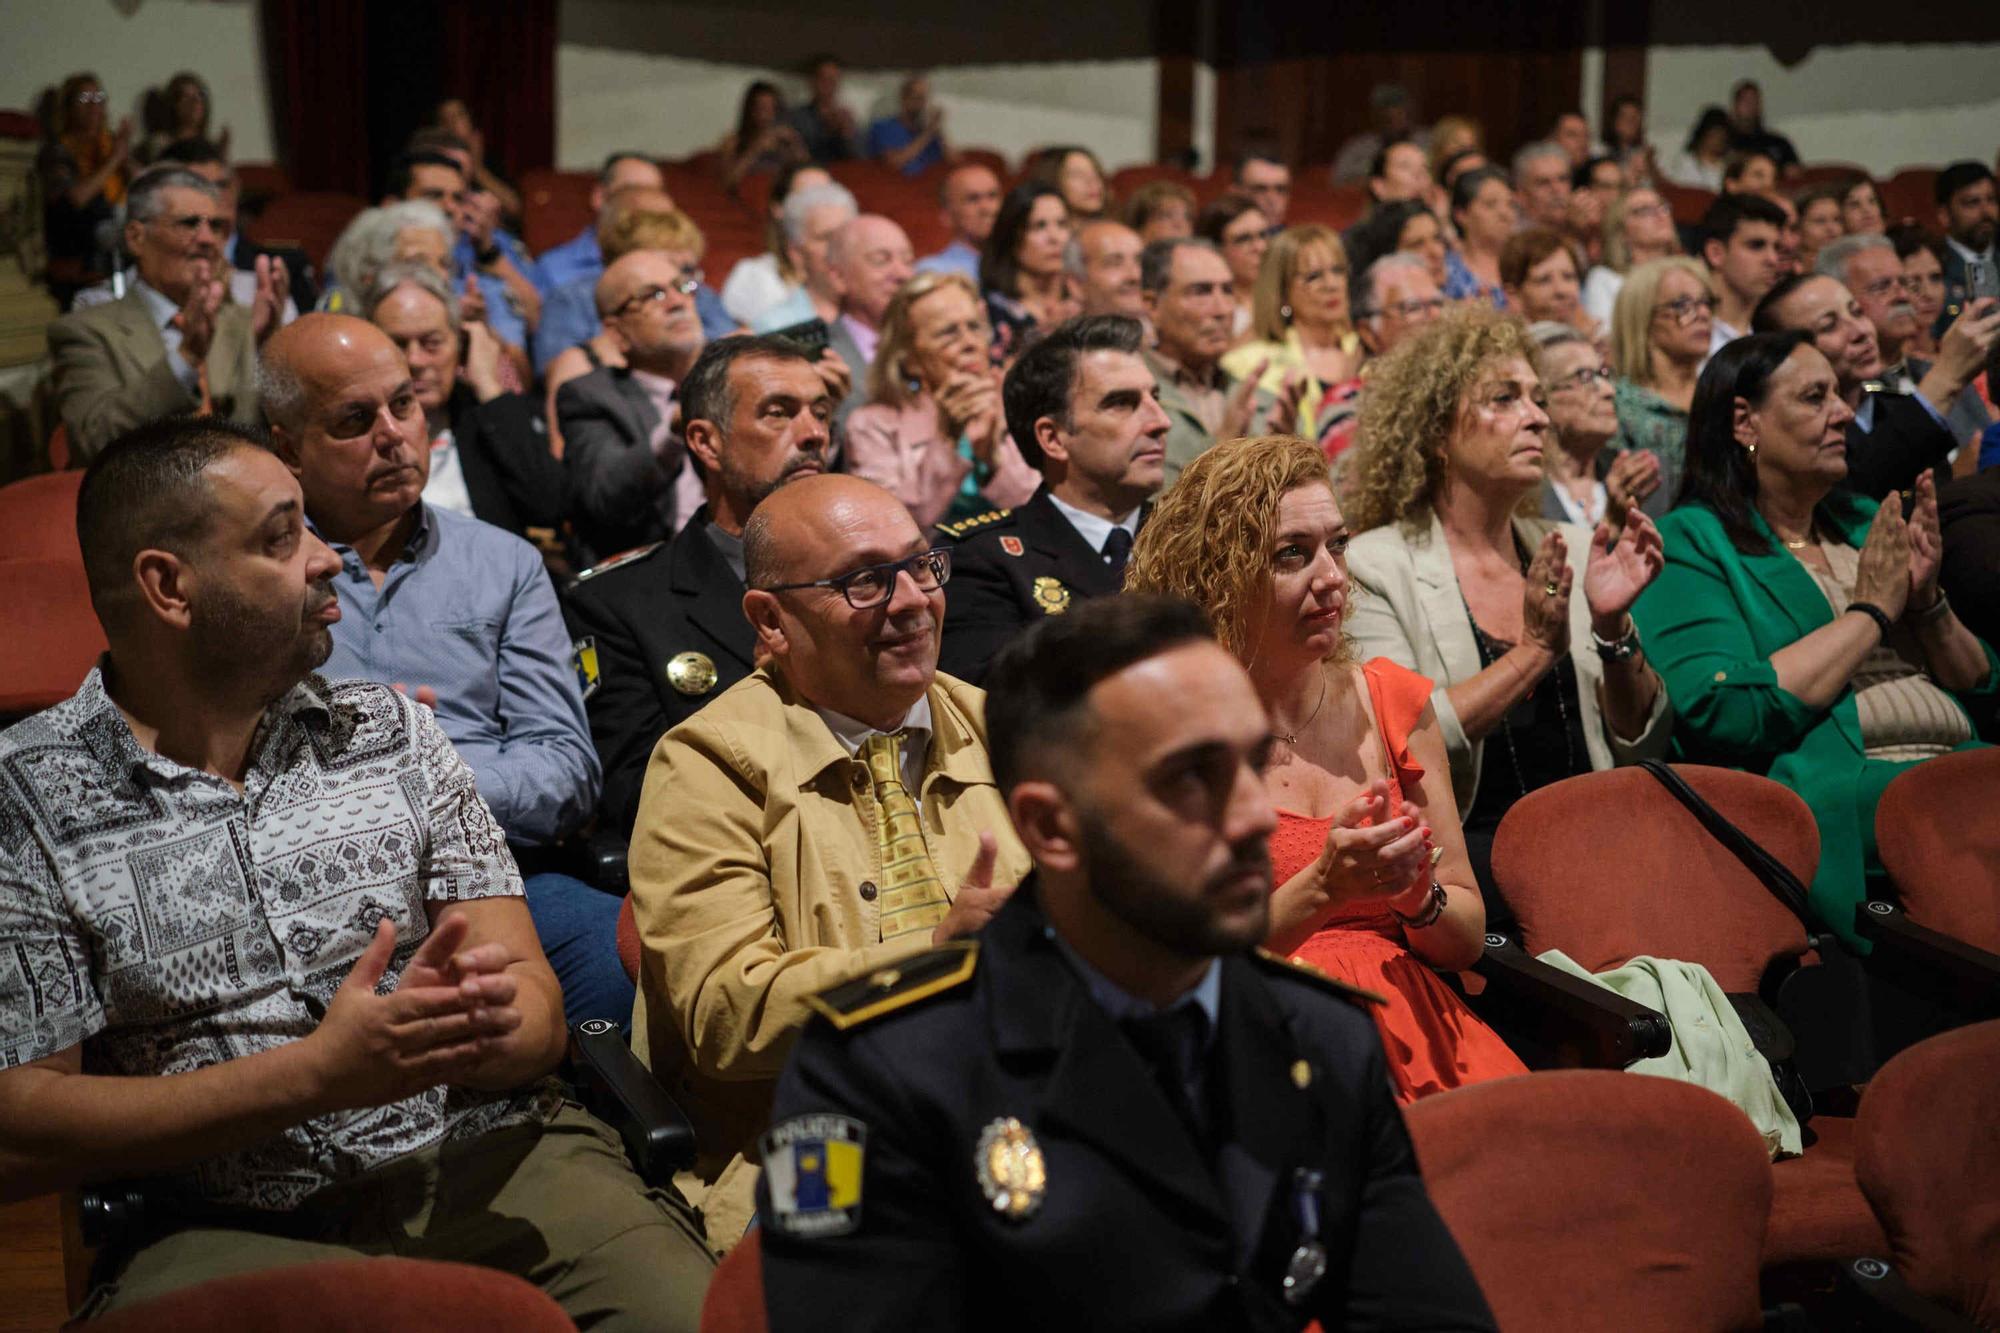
758 597 1496 1333
938 315 1170 684
564 333 835 835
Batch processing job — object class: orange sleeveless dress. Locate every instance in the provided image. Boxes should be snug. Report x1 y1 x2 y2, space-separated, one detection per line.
1269 658 1529 1104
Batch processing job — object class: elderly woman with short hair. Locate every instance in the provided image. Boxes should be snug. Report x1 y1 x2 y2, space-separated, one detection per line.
1531 322 1661 528
322 201 458 317
1609 256 1715 516
1342 305 1672 916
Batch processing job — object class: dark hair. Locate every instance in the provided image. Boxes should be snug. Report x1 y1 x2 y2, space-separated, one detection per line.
679 333 818 439
1678 330 1865 553
1001 314 1146 469
598 151 656 186
1607 93 1643 142
1195 191 1265 245
981 181 1069 300
1685 105 1732 154
985 594 1215 793
1750 273 1816 334
733 81 785 159
1701 192 1787 252
1436 149 1487 188
385 150 463 199
1138 237 1218 297
157 136 226 170
405 127 471 158
1233 136 1284 179
1368 138 1417 182
1936 160 1996 208
1572 154 1617 191
1793 180 1846 215
1450 165 1511 219
1887 223 1946 266
76 416 275 617
1499 227 1581 290
802 53 840 76
1722 150 1778 186
1346 200 1436 281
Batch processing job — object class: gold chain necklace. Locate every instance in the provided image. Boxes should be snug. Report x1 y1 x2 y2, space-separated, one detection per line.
1274 667 1329 746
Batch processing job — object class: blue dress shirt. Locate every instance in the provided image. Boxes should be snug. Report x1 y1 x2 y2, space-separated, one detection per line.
318 504 600 847
864 116 944 176
454 229 540 351
535 225 601 298
915 239 981 282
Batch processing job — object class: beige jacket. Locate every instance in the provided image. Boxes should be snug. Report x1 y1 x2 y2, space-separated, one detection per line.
1344 509 1672 814
48 286 261 462
628 666 1031 1240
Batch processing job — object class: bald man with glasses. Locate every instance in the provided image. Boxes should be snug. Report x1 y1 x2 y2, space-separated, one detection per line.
626 473 1032 1250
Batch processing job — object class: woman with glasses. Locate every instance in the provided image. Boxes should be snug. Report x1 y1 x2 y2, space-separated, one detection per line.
1342 305 1671 919
1532 323 1661 528
38 72 134 306
1195 192 1271 340
1582 187 1681 328
1222 224 1365 442
846 272 1040 535
1609 257 1715 517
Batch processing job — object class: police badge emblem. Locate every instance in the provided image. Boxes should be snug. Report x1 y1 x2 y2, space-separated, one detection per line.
1030 577 1070 615
974 1117 1046 1220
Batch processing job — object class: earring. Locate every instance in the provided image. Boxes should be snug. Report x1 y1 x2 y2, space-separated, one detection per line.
905 375 922 396
1280 303 1293 322
1743 441 1757 457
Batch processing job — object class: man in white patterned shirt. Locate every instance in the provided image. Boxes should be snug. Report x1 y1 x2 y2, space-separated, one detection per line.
0 417 711 1324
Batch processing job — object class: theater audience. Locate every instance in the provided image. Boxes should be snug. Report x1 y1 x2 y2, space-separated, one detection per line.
1355 253 1446 360
1121 178 1196 243
0 416 713 1327
533 152 668 298
396 139 542 356
1070 219 1146 319
865 75 947 177
1728 80 1800 174
260 313 618 1026
564 334 834 837
365 263 565 540
1892 225 1947 359
1500 228 1595 340
1582 186 1680 327
939 315 1169 681
845 271 1039 532
916 161 1004 280
1610 257 1714 516
557 250 709 560
980 182 1079 359
1027 145 1112 222
629 472 1033 1245
1664 107 1733 191
1222 224 1363 440
1342 305 1670 915
49 166 285 461
1794 182 1848 272
1633 331 1995 947
1512 141 1573 232
787 54 861 163
1702 192 1789 354
1534 322 1659 527
1752 272 1999 497
38 72 133 305
1934 161 1998 334
720 81 807 190
1125 435 1527 1103
719 161 832 324
1840 174 1886 238
751 181 859 332
1234 141 1293 227
1444 166 1514 307
1195 192 1271 338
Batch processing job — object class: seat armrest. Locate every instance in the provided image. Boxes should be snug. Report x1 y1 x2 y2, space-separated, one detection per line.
586 829 630 896
1839 1256 1985 1332
1856 901 2000 1021
75 1184 149 1251
567 1019 697 1186
1466 934 1671 1069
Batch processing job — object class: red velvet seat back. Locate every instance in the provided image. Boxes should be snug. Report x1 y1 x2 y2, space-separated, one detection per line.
1875 749 2000 954
1407 1070 1771 1332
1854 1020 2000 1328
700 1226 765 1333
616 892 641 983
1490 765 1817 993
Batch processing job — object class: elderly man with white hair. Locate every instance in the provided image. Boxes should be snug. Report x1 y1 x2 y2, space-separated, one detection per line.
1512 140 1572 232
1355 252 1447 358
750 180 859 334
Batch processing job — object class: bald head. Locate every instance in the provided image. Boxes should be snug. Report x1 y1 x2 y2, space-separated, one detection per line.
259 313 407 432
745 475 917 588
829 215 916 326
596 249 706 374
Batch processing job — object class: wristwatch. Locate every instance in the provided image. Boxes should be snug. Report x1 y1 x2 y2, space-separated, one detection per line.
1393 880 1448 930
1591 618 1641 662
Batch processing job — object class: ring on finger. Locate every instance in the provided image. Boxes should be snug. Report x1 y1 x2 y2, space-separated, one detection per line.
1544 581 1561 597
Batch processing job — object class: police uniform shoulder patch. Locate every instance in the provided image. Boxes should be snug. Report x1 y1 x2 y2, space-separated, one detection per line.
571 636 600 700
574 541 664 582
804 941 979 1030
761 1112 867 1237
1253 948 1388 1006
936 509 1011 541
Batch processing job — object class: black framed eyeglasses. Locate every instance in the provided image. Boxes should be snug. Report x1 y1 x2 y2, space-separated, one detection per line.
761 547 952 609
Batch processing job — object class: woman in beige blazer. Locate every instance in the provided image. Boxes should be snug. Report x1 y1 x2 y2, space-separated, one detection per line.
1341 304 1673 924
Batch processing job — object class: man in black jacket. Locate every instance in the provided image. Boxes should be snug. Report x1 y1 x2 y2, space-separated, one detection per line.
938 315 1170 683
758 595 1495 1332
367 262 566 540
563 334 834 836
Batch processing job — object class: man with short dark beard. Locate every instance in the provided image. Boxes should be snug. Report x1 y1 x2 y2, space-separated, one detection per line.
756 595 1495 1331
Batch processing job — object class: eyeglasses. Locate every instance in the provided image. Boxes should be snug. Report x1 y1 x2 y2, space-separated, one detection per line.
1653 295 1714 324
72 90 107 105
1550 365 1614 392
1371 296 1446 321
1856 275 1916 301
760 547 952 610
918 316 991 346
1625 201 1669 220
614 269 703 315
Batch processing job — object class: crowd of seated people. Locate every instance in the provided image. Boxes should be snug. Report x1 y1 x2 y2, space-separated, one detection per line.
9 56 2000 1330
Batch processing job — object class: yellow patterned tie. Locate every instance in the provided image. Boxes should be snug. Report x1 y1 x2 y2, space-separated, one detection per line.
864 729 951 942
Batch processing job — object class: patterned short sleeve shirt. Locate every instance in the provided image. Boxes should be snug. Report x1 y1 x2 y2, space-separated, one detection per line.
0 668 557 1211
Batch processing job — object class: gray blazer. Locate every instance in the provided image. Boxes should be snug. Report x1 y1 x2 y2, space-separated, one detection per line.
555 366 681 561
1344 509 1673 814
825 316 873 431
48 286 260 462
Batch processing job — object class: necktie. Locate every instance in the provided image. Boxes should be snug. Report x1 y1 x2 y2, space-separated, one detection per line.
1102 525 1134 579
1121 1005 1213 1151
863 729 951 942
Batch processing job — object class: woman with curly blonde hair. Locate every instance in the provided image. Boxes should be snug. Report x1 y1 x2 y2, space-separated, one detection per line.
1342 305 1673 921
1126 434 1526 1102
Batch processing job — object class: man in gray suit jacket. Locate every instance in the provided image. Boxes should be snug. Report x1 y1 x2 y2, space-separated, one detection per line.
49 166 288 462
555 250 710 562
821 213 914 428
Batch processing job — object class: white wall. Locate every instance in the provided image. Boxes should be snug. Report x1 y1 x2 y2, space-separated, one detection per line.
3 0 274 162
555 45 1159 172
1646 44 2000 176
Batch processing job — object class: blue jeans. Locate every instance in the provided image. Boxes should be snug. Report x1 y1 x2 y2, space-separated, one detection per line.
521 872 633 1029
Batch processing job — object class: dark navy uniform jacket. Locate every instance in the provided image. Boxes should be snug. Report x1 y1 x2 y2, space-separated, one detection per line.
757 887 1496 1333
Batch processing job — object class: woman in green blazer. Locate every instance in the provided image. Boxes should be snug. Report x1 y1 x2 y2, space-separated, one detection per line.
1634 331 1997 947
